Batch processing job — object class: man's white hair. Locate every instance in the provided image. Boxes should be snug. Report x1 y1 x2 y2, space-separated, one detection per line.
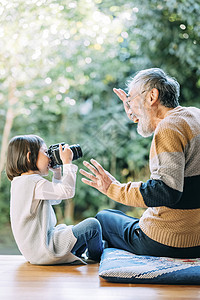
127 68 180 108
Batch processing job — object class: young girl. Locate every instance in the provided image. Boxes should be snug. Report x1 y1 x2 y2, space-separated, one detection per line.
6 135 103 265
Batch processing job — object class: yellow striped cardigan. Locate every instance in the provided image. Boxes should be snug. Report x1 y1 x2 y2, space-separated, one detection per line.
107 106 200 248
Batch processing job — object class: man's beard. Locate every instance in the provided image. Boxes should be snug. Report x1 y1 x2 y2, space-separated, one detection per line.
137 114 154 137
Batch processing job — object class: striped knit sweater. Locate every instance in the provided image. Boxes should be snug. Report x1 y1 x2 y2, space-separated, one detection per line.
107 106 200 248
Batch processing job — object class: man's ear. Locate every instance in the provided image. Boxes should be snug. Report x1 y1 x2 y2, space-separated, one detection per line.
27 152 31 163
150 88 159 106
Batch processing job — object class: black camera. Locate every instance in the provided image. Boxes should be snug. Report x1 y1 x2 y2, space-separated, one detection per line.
48 143 83 168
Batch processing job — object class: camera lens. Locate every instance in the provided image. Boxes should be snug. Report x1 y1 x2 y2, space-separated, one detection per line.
48 143 83 168
70 144 83 161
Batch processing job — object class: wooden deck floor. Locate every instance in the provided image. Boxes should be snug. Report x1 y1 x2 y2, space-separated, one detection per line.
1 255 200 300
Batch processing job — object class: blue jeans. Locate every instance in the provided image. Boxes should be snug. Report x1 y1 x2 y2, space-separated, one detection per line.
71 217 103 261
96 209 200 259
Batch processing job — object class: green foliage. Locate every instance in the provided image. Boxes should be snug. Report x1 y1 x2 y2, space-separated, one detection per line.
0 0 200 228
0 172 11 225
132 0 200 105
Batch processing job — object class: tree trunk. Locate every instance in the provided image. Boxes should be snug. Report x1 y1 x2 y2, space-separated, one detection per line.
0 81 18 182
64 199 74 224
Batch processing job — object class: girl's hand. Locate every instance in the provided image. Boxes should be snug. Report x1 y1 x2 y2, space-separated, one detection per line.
59 144 73 164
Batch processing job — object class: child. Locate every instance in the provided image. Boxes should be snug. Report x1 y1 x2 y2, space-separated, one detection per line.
6 135 103 265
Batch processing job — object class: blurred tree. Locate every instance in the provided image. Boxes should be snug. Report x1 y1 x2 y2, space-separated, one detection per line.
129 0 200 106
0 0 200 229
0 0 137 224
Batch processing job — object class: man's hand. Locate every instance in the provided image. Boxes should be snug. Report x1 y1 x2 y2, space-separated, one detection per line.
79 159 116 195
113 88 133 121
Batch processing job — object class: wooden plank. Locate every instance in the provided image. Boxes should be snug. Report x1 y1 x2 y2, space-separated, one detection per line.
0 255 200 300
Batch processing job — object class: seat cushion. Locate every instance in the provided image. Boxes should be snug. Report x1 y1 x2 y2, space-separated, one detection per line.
99 248 200 284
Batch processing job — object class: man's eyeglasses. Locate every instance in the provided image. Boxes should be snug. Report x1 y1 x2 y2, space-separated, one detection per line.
125 90 147 110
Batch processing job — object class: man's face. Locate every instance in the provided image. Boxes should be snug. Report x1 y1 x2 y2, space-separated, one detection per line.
126 85 154 137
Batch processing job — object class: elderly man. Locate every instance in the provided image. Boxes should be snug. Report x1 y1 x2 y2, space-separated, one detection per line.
80 68 200 258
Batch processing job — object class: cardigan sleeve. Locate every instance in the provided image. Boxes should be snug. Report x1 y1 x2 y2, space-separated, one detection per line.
106 180 148 208
34 164 78 201
106 117 187 209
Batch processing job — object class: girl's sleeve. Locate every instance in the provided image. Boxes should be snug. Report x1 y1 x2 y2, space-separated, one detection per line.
34 164 78 202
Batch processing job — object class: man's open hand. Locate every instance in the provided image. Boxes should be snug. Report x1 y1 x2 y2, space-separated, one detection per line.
79 159 116 195
113 88 133 121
